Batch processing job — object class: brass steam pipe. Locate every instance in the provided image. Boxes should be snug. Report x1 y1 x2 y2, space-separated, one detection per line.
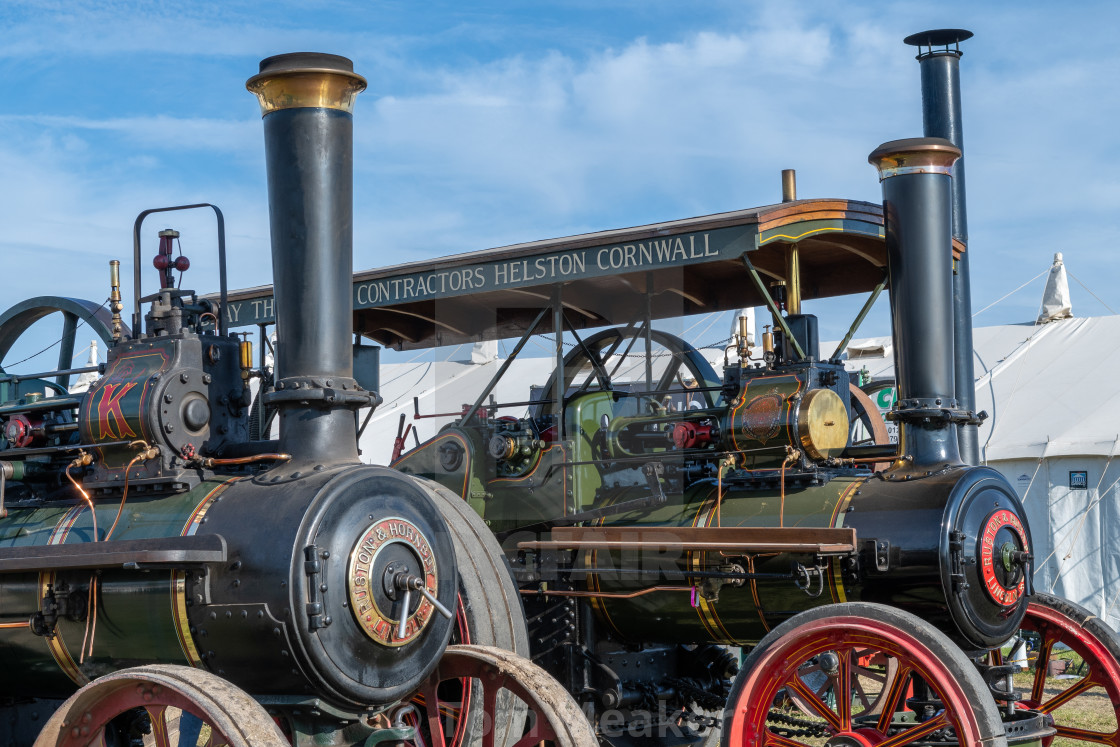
785 243 802 315
781 169 797 202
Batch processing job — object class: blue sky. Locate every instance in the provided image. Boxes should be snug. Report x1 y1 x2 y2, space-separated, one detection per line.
1 1 1118 370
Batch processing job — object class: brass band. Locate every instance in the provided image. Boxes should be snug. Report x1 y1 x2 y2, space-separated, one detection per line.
246 53 367 116
868 137 962 181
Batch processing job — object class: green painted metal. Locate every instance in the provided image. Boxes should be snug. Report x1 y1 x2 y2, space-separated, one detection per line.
0 480 229 698
586 477 861 646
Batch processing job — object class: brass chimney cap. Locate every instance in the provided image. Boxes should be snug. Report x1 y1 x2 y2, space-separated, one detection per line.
246 52 367 116
868 137 961 181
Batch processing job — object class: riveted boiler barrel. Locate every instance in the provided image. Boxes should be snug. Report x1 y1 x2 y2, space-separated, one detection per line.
0 466 458 708
578 465 1030 650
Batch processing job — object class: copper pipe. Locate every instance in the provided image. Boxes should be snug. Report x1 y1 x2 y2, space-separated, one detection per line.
105 443 159 541
199 453 291 468
519 585 693 600
0 621 29 629
66 453 97 542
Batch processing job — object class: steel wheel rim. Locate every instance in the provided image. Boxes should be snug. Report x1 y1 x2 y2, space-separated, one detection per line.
727 616 987 747
45 680 243 747
419 650 560 747
1018 598 1120 745
416 644 595 747
34 665 288 747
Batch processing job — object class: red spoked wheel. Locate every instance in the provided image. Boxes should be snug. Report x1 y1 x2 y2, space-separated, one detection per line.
1011 592 1120 745
787 647 900 719
33 664 288 747
415 645 596 747
722 603 1004 747
408 479 532 747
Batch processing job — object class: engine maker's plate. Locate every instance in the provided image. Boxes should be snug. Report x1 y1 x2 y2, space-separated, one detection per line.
347 516 439 647
978 509 1028 607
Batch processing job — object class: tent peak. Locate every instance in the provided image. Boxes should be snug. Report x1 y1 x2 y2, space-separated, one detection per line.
1037 252 1073 324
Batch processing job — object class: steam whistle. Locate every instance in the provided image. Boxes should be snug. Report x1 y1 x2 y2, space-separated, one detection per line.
736 314 753 363
109 260 123 342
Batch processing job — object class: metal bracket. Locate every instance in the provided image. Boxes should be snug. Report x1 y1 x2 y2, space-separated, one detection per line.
889 408 988 426
30 581 89 638
641 462 667 506
304 544 330 630
874 540 890 572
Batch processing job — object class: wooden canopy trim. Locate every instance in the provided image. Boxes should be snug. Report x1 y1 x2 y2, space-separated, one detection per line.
204 197 928 349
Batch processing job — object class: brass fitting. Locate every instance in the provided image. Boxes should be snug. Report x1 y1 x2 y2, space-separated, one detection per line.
736 314 752 363
109 260 123 342
239 336 253 382
129 440 160 462
68 451 93 470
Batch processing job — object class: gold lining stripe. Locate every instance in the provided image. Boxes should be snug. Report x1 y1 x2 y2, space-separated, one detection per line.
762 226 855 244
586 500 623 639
171 478 241 667
828 480 863 604
696 497 744 644
180 478 240 536
170 572 203 667
41 505 91 685
393 433 472 498
688 492 734 644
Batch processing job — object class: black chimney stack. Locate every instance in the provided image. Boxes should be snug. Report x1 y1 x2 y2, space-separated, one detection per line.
869 138 965 471
904 29 979 465
247 53 373 466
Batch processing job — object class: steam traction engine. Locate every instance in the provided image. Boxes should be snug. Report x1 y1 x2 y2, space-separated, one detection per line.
0 54 592 746
381 31 1120 747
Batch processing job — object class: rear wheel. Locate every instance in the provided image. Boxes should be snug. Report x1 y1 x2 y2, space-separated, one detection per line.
417 645 597 747
1010 592 1120 745
415 478 530 747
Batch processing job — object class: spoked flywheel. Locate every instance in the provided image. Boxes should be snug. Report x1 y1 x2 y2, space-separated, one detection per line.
722 602 1006 747
32 664 288 746
413 644 596 747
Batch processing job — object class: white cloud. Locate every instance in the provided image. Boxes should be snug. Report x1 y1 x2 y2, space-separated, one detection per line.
3 0 1120 359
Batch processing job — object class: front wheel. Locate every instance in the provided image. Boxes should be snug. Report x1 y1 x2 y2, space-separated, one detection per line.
33 664 288 746
722 602 1007 747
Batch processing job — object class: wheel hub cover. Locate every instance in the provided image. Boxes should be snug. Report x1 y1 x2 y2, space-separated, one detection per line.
347 516 439 647
978 509 1027 606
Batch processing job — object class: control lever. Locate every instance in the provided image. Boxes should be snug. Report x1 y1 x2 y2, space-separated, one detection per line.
393 573 453 640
